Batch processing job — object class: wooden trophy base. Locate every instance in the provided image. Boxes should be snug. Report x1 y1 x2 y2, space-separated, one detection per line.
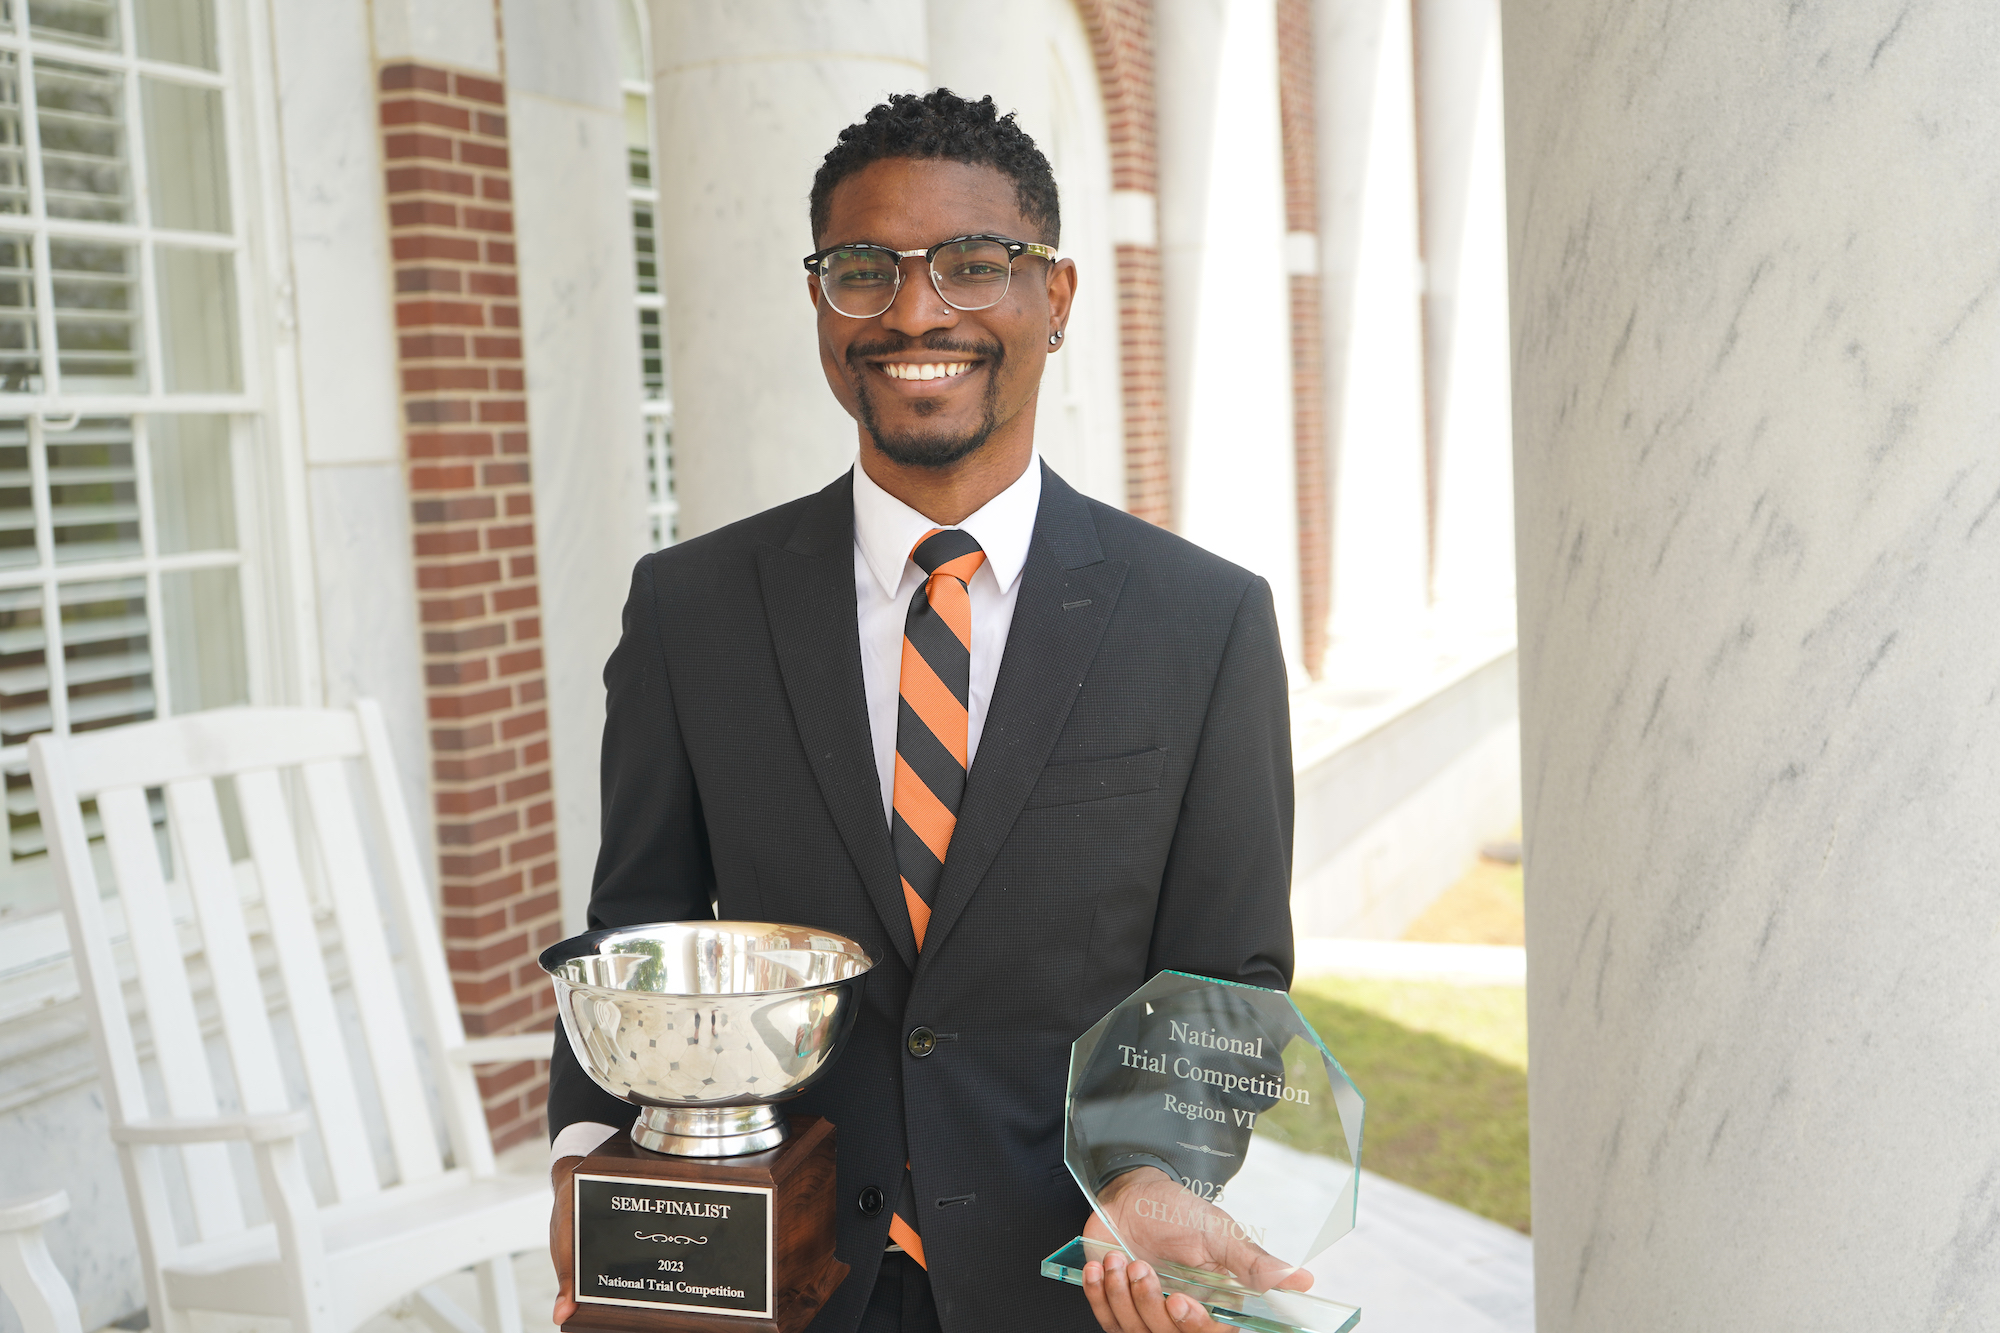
563 1115 848 1333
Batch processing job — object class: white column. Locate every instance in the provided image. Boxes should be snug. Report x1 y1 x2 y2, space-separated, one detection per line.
1414 0 1513 631
1315 0 1429 644
1156 0 1302 669
1509 3 2000 1327
649 1 928 537
927 0 1129 511
926 0 1049 137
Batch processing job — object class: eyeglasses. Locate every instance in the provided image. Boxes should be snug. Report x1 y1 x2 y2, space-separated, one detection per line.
803 233 1057 319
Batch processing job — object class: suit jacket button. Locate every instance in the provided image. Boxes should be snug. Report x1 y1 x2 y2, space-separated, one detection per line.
858 1186 885 1217
907 1026 937 1058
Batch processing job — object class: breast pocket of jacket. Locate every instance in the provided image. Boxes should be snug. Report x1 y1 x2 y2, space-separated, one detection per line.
1023 748 1165 810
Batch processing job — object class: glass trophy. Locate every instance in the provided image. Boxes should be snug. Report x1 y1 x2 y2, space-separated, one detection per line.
1042 971 1366 1333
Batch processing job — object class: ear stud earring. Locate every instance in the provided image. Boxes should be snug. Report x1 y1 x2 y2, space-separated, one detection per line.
1049 329 1065 346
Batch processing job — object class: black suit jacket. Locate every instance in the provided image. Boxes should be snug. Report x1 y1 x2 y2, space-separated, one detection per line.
549 463 1295 1333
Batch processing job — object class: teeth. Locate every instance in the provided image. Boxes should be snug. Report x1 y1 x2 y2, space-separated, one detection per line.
884 362 971 381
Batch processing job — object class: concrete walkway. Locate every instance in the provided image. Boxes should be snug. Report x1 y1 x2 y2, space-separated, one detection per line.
1313 1168 1534 1332
1218 1134 1533 1333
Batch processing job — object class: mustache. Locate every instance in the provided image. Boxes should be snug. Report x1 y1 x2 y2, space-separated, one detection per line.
845 333 1005 368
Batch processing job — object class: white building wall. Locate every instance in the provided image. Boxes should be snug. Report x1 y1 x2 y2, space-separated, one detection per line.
503 0 653 931
280 0 433 869
371 0 502 74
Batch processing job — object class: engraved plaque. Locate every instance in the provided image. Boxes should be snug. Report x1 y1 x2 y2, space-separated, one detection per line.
575 1174 773 1319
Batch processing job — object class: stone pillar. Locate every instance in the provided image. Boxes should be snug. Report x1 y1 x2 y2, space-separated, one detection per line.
1414 0 1513 630
1315 0 1429 643
1508 3 2000 1327
649 1 928 537
927 0 1049 134
1156 0 1302 666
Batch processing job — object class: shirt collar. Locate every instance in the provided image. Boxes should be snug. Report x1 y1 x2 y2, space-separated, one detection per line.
852 453 1042 600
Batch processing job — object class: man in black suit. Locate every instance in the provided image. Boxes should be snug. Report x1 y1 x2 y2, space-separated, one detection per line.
548 90 1295 1333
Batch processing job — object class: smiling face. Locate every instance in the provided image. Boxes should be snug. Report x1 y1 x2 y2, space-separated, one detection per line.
809 157 1075 472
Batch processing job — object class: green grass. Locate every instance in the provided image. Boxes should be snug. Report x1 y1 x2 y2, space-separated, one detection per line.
1288 976 1530 1233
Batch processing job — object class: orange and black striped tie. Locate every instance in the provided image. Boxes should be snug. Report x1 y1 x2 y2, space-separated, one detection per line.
887 526 984 1268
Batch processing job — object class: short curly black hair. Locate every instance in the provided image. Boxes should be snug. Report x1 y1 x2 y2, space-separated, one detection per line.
810 88 1060 246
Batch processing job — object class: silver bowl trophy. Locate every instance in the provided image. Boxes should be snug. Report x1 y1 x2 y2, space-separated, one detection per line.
1043 971 1369 1333
542 922 874 1332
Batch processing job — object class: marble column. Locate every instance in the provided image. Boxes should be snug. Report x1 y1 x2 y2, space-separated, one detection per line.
648 1 928 537
1156 0 1303 669
926 0 1049 135
1315 0 1430 644
928 0 1131 511
1414 0 1513 630
1507 2 2000 1328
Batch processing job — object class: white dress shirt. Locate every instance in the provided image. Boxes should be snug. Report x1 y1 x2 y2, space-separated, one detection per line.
851 453 1041 825
552 455 1043 1166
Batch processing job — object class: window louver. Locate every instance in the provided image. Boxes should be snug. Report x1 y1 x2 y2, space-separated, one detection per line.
622 28 676 550
0 415 241 866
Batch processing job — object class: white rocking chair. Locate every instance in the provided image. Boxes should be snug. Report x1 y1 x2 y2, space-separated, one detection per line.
29 702 549 1333
0 1191 82 1333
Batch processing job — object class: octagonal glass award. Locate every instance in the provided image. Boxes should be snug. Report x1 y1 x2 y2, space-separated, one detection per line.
1042 972 1365 1333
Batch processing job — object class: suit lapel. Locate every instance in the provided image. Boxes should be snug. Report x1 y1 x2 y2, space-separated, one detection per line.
756 472 918 972
915 466 1128 973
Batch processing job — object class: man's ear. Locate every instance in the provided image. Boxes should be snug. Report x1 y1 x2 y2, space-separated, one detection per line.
1047 258 1079 326
806 274 822 311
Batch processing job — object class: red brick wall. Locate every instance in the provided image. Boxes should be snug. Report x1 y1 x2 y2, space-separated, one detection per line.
1277 0 1329 676
378 60 559 1151
1074 0 1172 528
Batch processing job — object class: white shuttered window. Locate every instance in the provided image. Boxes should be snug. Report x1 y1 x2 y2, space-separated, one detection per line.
0 0 257 919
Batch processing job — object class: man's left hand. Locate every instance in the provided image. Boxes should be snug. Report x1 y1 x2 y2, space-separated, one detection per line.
1076 1169 1315 1333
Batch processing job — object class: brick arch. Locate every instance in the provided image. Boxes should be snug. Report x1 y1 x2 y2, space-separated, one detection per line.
1067 0 1171 528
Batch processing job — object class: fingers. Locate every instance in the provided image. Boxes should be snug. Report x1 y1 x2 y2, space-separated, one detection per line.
1091 1251 1219 1333
1098 1253 1149 1333
1164 1291 1223 1331
1100 1252 1150 1332
1081 1260 1120 1332
1128 1258 1224 1332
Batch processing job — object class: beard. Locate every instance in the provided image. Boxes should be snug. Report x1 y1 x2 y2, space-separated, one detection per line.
848 334 1006 470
